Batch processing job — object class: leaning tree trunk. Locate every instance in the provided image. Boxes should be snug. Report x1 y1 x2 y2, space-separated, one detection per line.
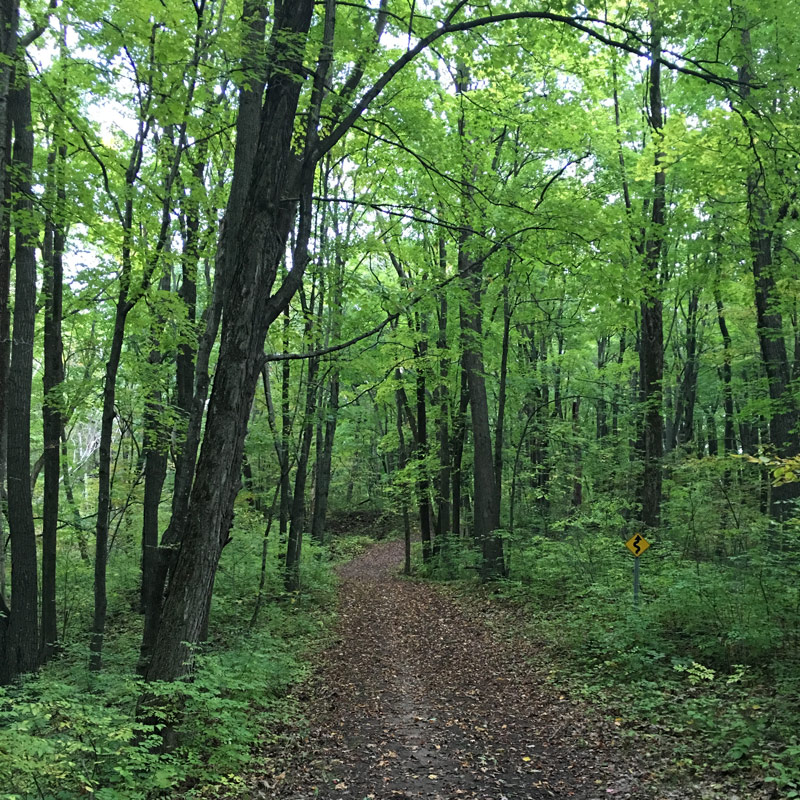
144 0 318 683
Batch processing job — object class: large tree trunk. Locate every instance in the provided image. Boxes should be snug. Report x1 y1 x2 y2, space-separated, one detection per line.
738 21 800 518
0 0 16 666
144 0 317 683
137 234 223 675
456 65 503 578
460 257 503 578
0 182 9 607
1 72 39 683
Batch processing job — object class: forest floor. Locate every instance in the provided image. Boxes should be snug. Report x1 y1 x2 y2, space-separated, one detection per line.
246 540 738 800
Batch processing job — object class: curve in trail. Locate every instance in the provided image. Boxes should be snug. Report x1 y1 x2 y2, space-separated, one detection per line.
262 540 649 800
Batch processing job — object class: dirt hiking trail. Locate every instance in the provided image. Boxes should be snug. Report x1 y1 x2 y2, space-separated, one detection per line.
253 540 662 799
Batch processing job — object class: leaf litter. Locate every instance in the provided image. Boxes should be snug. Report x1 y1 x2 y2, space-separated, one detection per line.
245 541 750 800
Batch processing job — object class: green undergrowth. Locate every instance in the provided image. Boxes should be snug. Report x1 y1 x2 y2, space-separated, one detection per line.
428 491 800 797
328 532 377 563
0 509 337 800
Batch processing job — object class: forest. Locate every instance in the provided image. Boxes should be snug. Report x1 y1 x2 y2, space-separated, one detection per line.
0 0 799 797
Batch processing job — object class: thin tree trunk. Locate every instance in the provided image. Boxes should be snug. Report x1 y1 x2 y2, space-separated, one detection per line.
279 308 292 550
140 273 171 616
41 140 67 662
596 337 609 441
671 290 699 449
494 270 511 516
415 315 433 562
435 240 451 542
451 359 469 539
310 227 344 543
285 286 321 592
714 291 736 455
571 398 583 508
396 393 412 575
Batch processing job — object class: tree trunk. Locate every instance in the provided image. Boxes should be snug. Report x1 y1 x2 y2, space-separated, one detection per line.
415 316 433 562
460 268 503 578
435 242 451 542
310 230 344 543
714 290 736 455
637 8 665 531
279 308 292 550
738 20 800 518
1 72 39 683
286 287 322 592
145 1 319 683
395 392 413 575
671 289 700 449
494 271 511 516
41 140 67 663
451 369 469 539
140 273 171 617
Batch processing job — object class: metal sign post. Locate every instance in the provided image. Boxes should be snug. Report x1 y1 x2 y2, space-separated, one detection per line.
633 556 640 610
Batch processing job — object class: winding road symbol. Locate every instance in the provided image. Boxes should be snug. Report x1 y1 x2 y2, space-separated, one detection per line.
625 533 650 556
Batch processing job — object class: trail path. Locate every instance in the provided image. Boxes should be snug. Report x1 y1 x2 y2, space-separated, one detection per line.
256 541 655 799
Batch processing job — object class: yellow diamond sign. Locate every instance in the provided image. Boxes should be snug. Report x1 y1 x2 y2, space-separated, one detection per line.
625 533 650 557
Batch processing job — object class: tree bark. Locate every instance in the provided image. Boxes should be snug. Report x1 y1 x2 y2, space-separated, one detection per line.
637 7 665 531
140 273 171 618
435 239 451 542
737 19 800 518
494 268 511 515
671 289 700 449
41 140 67 663
714 290 736 456
145 0 318 683
2 72 39 683
285 287 322 592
